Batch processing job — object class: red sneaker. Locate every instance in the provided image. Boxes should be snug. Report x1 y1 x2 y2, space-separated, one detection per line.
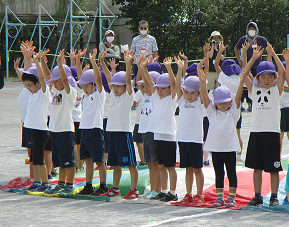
180 194 193 205
193 194 204 203
123 189 139 199
100 187 120 197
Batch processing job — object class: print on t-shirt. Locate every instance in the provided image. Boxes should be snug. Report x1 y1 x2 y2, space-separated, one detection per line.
256 89 271 109
141 98 152 116
52 94 62 105
184 100 196 109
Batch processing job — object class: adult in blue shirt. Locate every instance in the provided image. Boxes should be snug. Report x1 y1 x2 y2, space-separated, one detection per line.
234 22 268 111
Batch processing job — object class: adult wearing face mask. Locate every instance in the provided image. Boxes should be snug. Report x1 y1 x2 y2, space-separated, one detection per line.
99 30 121 67
234 22 268 111
131 20 158 79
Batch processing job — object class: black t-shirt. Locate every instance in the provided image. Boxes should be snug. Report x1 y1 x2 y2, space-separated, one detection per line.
209 48 226 72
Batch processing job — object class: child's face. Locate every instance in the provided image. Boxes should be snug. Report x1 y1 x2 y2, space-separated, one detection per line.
183 89 199 103
53 79 64 91
112 85 126 96
157 86 171 98
23 81 40 94
215 99 232 112
142 84 151 96
257 73 276 89
82 83 94 96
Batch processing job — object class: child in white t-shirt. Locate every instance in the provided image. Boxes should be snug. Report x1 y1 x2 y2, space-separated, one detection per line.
99 50 139 199
199 67 245 208
22 53 51 192
75 48 107 196
44 50 77 194
214 42 243 161
173 56 205 205
243 44 286 207
140 57 178 202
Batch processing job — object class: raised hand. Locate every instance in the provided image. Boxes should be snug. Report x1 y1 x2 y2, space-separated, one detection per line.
40 48 50 60
76 49 87 60
83 64 90 72
89 48 98 62
163 56 173 68
14 57 21 69
266 42 275 55
198 68 208 82
179 51 188 61
203 43 211 54
282 48 289 62
218 41 228 53
33 49 42 62
252 46 264 60
174 56 184 68
57 49 65 64
108 58 119 69
67 49 77 60
242 42 250 52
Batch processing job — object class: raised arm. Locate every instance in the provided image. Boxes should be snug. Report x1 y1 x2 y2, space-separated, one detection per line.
107 58 119 75
174 56 184 100
14 57 23 80
267 42 285 95
33 50 47 93
89 48 103 93
99 49 112 90
20 41 34 70
234 46 242 67
214 42 227 76
282 48 289 86
198 69 210 108
241 42 250 69
57 49 70 94
39 48 52 82
140 57 155 93
179 51 188 74
203 43 210 75
235 70 246 109
163 57 176 99
67 49 77 66
76 49 87 80
124 50 134 95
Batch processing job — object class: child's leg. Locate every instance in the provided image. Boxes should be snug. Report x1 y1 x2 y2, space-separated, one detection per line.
136 142 145 164
95 161 107 183
152 162 161 192
236 128 243 157
270 172 279 194
159 164 168 191
85 158 94 182
33 165 40 182
66 166 76 184
113 166 122 188
44 150 52 176
58 167 67 182
147 162 155 191
193 168 204 196
128 165 138 189
167 166 177 192
186 167 194 195
253 169 263 194
38 165 48 182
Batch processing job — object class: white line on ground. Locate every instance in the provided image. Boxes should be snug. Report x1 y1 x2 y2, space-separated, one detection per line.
141 209 229 226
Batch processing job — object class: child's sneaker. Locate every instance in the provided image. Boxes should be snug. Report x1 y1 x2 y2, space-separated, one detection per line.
77 186 94 195
159 192 178 202
136 162 148 170
146 191 158 199
90 186 108 196
203 160 210 166
247 196 263 206
226 197 236 208
150 192 166 200
23 183 39 191
193 194 205 204
269 197 279 207
139 190 151 199
100 187 120 197
31 184 51 192
212 197 225 207
123 189 139 199
44 185 63 194
179 194 193 205
59 185 74 194
48 175 53 180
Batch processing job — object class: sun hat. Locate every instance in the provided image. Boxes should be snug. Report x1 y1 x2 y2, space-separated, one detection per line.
109 71 126 85
186 63 204 78
147 62 163 74
49 65 72 81
77 69 96 85
105 30 114 36
213 86 232 104
221 59 242 76
22 67 38 78
256 61 277 76
153 73 170 87
137 71 160 85
208 31 223 42
182 76 200 92
100 70 111 93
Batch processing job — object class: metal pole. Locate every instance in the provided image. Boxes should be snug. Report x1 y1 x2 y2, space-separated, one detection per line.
70 0 73 50
99 0 102 49
5 7 8 79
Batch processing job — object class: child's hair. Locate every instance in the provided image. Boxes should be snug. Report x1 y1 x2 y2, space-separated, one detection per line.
22 73 38 84
256 73 276 80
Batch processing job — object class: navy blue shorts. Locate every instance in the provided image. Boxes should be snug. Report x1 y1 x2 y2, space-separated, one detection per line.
107 132 136 167
143 132 158 162
80 128 104 162
103 118 110 154
51 132 76 168
203 117 209 142
155 140 176 167
74 121 82 145
178 142 203 169
133 124 143 143
22 125 31 148
281 108 289 132
30 129 50 165
44 117 51 151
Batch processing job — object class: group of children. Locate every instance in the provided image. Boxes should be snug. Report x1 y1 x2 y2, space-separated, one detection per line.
14 38 289 207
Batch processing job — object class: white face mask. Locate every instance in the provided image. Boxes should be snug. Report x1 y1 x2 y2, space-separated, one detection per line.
248 30 256 37
140 30 147 35
106 36 114 43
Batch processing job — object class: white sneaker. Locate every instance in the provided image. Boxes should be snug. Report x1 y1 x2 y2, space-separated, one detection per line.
139 190 151 198
146 191 159 199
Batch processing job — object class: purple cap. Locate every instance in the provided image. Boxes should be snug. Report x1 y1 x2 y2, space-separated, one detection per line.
70 66 78 81
100 70 111 93
182 76 200 92
282 61 286 69
67 76 77 87
49 65 72 82
213 86 232 104
147 62 163 74
109 71 126 85
153 73 170 87
77 69 96 85
23 67 39 78
186 63 204 77
137 71 160 85
256 61 276 76
221 59 242 76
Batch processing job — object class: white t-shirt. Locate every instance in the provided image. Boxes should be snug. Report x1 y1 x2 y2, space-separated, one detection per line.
72 86 83 122
280 81 289 108
151 92 177 141
18 88 31 122
204 100 240 152
176 96 205 143
80 88 105 129
103 92 111 119
218 71 241 98
138 93 153 133
106 90 134 132
134 90 143 124
49 86 77 132
249 84 280 132
24 85 51 130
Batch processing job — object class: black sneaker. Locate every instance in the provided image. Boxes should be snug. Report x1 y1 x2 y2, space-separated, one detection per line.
247 196 263 206
77 186 94 195
269 197 279 207
159 192 178 202
247 105 252 112
150 192 166 200
241 106 245 112
203 160 210 166
90 186 108 196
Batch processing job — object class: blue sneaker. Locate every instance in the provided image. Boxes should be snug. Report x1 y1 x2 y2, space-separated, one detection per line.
23 183 40 191
44 185 62 194
31 184 51 192
59 185 74 194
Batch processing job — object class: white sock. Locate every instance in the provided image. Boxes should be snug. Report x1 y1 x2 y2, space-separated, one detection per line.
170 190 176 195
162 190 168 194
